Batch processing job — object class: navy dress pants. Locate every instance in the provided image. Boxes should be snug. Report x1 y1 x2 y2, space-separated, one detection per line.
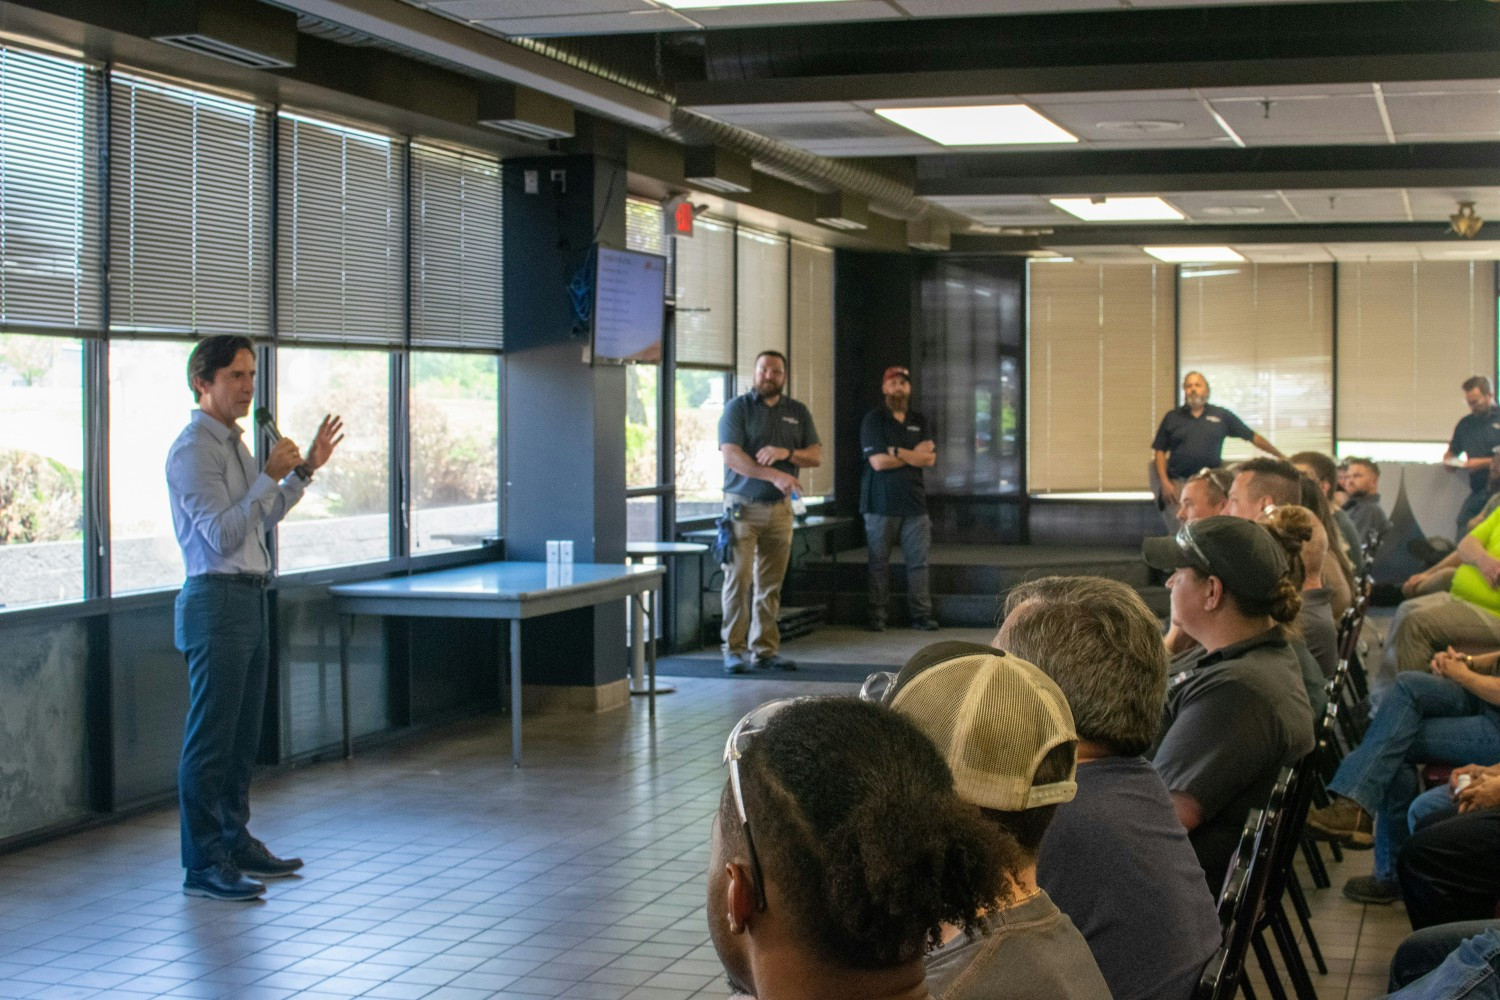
175 575 269 872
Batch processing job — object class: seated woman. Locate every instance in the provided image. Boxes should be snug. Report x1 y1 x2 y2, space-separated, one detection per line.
709 696 1014 1000
1144 515 1317 891
1307 646 1500 906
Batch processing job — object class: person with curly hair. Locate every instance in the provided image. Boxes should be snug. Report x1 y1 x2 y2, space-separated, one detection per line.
708 697 1016 1000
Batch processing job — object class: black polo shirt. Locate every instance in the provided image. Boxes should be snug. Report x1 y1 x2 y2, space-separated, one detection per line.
718 390 819 503
1150 627 1314 891
859 406 932 517
1151 404 1256 481
1449 408 1500 492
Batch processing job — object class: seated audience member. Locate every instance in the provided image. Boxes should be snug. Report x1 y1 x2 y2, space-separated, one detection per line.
1397 758 1500 930
1292 450 1365 574
1386 927 1500 1000
1164 508 1326 715
1176 466 1231 524
1227 456 1353 618
1143 515 1316 891
1342 456 1391 546
1307 646 1500 905
1390 921 1500 992
1402 455 1500 601
1373 504 1500 703
709 697 1012 1000
875 642 1112 1000
997 576 1220 1000
1268 503 1340 683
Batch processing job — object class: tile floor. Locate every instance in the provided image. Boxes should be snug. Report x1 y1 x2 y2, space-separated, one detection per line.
0 625 1422 999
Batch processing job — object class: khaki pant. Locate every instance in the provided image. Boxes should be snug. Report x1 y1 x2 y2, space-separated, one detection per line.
1378 594 1500 706
721 495 794 660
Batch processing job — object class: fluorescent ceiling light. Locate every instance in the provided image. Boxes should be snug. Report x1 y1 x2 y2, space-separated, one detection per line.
1050 197 1184 222
1144 246 1246 263
661 0 859 7
874 104 1077 146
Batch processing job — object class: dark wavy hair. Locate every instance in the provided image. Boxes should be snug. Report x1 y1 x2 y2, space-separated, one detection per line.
186 335 254 399
720 698 1016 969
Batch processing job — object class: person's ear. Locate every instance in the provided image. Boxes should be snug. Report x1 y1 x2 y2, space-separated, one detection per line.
1203 575 1224 612
724 862 756 934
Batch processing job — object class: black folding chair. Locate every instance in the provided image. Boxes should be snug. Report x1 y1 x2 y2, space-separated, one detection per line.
1197 807 1276 1000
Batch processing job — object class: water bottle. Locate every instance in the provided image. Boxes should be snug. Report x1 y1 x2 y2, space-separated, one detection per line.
790 490 807 518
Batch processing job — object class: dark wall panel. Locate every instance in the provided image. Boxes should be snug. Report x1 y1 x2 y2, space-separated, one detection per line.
110 601 185 808
278 586 390 759
0 618 91 838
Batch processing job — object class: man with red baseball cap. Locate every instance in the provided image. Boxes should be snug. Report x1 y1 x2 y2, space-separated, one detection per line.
860 365 939 631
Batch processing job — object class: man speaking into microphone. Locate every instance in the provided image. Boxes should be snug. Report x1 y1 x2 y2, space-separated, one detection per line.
166 335 342 900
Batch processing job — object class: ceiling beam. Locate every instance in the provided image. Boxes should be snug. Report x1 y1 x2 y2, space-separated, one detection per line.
951 221 1481 253
913 144 1500 197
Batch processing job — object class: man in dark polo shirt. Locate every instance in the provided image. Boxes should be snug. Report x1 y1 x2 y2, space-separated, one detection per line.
717 350 821 674
859 365 939 632
1445 376 1500 541
1150 371 1281 529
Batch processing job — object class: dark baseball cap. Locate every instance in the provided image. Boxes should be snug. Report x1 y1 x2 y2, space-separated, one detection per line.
1142 514 1288 602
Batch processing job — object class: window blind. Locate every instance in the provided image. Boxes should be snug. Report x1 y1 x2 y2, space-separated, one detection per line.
0 46 102 335
1337 261 1497 442
277 112 405 346
109 73 269 338
673 215 733 367
1178 263 1334 461
734 228 788 395
410 142 502 350
1028 262 1175 492
789 240 835 496
624 196 674 298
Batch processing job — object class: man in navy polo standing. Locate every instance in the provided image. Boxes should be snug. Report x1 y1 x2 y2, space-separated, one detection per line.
1151 371 1281 529
860 365 939 632
167 335 342 900
1444 376 1500 542
718 350 821 674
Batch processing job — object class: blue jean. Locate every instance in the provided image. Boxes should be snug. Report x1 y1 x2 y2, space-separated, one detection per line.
1388 928 1500 1000
1412 785 1463 834
175 575 270 872
864 513 932 622
1328 672 1500 881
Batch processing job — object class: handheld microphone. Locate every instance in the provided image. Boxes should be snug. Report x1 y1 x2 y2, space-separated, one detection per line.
254 407 312 482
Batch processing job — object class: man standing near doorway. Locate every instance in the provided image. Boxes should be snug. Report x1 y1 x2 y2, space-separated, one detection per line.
1150 371 1282 529
860 365 939 632
167 336 342 900
1445 376 1500 542
718 350 821 674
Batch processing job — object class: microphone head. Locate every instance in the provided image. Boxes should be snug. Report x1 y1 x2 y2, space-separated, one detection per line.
253 407 281 439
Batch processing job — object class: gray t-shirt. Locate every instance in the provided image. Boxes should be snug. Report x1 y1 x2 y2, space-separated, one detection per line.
1344 492 1390 546
1037 756 1220 1000
718 390 819 503
924 890 1112 1000
1334 507 1365 574
1150 627 1315 892
1298 587 1339 683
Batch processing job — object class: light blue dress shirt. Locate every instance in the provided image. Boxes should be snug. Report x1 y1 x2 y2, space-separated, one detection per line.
166 410 305 577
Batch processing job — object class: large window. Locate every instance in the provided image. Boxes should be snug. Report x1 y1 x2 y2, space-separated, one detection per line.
1028 261 1175 493
109 340 193 593
675 369 730 519
277 348 391 572
0 335 85 608
410 352 499 551
1337 261 1497 454
1179 263 1334 461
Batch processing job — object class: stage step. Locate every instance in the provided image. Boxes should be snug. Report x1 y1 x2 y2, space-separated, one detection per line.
793 543 1160 628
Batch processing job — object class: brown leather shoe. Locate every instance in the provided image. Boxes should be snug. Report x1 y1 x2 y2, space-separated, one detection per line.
1307 796 1374 846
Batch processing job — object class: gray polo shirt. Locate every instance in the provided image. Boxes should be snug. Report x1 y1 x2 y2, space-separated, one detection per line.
1150 627 1315 891
718 390 819 503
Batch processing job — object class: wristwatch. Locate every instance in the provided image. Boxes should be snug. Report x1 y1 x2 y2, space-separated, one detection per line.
888 446 897 457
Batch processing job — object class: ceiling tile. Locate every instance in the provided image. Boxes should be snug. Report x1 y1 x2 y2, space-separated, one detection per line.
1380 80 1500 95
1167 190 1297 222
685 2 900 28
1031 98 1226 142
1284 189 1409 222
1199 83 1375 100
1385 92 1500 140
428 0 644 17
1238 245 1333 262
896 0 1123 13
1211 94 1387 144
475 9 695 35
